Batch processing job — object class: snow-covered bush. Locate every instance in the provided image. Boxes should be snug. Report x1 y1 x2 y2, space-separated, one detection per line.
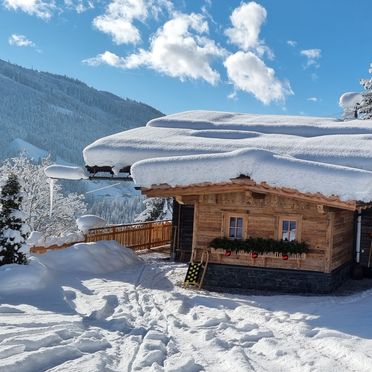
0 155 87 236
135 197 172 223
0 174 29 265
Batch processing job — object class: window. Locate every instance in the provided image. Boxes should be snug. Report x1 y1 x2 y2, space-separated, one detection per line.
281 220 297 241
223 213 247 240
278 216 301 242
229 216 244 239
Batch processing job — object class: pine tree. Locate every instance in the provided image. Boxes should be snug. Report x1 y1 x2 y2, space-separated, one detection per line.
0 174 29 265
357 63 372 119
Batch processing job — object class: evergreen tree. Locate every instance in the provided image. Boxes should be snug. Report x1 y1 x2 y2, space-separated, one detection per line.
357 64 372 119
0 174 29 265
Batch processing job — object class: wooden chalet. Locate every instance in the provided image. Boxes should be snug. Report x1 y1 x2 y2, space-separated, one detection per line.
140 178 372 293
82 110 372 293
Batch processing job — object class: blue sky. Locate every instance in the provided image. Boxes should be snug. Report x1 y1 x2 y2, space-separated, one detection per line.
1 0 372 116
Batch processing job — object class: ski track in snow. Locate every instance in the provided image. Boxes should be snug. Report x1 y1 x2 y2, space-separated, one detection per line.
0 255 371 372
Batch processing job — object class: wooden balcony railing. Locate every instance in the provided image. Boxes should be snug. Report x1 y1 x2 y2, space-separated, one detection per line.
30 220 173 254
85 220 173 251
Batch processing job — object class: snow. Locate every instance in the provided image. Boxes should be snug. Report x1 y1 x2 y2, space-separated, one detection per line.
132 148 372 201
44 165 88 180
339 92 362 109
37 241 141 274
83 110 372 202
0 241 141 295
27 231 86 248
0 257 49 294
7 138 48 162
0 253 371 371
76 215 107 233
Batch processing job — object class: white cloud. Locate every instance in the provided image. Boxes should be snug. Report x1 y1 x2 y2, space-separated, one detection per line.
8 34 35 47
223 2 292 104
300 48 321 67
224 51 293 105
287 40 297 47
225 1 271 57
3 0 56 19
83 51 126 67
64 0 95 13
86 13 225 85
307 97 319 102
92 0 172 45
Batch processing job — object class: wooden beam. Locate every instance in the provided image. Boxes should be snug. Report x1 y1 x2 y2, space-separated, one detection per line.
142 179 361 211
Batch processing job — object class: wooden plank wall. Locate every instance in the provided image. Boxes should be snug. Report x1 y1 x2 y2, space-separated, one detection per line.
330 210 354 271
193 191 341 273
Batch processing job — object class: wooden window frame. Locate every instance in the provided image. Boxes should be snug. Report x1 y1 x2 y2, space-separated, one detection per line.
277 215 302 242
222 212 248 240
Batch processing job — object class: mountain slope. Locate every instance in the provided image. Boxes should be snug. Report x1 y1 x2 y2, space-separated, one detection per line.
0 59 163 164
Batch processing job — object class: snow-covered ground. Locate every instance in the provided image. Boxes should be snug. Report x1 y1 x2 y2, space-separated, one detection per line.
0 244 371 371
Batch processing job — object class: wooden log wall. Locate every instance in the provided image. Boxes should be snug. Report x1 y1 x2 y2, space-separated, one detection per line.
329 210 354 272
191 190 354 273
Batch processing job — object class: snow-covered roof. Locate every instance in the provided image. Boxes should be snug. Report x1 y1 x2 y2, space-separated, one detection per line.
83 110 372 202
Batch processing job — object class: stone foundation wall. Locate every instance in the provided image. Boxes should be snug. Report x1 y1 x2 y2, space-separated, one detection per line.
203 262 352 294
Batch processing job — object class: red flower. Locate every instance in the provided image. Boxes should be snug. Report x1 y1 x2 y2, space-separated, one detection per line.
224 250 232 257
252 252 258 259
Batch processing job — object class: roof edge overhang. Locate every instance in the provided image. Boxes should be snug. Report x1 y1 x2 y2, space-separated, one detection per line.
140 177 371 211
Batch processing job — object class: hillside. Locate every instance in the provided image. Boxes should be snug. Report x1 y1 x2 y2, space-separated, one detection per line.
0 59 163 164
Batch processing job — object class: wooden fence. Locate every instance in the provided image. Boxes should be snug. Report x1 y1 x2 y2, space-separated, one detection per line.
85 220 173 251
30 220 173 254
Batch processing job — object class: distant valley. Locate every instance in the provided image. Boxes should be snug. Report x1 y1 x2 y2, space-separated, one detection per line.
0 58 163 164
0 59 163 224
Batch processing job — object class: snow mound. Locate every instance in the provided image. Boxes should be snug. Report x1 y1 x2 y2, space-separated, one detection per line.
27 231 85 248
83 110 372 201
44 164 88 180
0 241 142 293
0 257 49 294
76 215 107 233
38 241 142 274
339 92 362 109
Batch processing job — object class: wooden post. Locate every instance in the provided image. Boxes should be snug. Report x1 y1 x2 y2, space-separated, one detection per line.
113 226 117 242
148 223 153 249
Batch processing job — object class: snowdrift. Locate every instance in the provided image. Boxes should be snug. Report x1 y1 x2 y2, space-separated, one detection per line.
0 241 142 294
76 215 107 233
38 241 141 274
0 257 49 294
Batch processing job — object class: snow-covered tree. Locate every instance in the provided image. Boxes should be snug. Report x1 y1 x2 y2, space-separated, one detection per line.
358 64 372 119
0 174 29 265
0 155 87 236
135 197 172 223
